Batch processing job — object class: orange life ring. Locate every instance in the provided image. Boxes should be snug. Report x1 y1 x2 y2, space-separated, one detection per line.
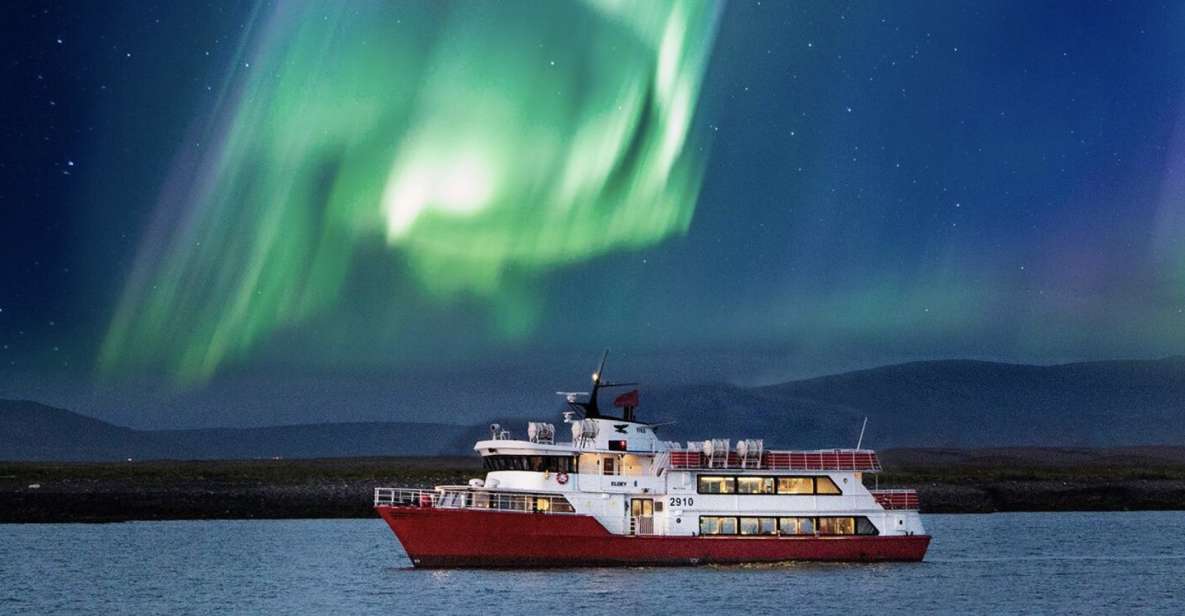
556 472 569 485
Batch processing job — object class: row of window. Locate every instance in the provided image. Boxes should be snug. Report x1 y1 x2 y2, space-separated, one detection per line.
697 475 843 495
482 455 578 473
435 491 576 513
698 516 878 536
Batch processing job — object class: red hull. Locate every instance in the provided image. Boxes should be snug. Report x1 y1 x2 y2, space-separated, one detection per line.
376 506 930 568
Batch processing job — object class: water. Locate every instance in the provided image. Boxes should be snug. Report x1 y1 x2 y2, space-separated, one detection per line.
2 512 1182 615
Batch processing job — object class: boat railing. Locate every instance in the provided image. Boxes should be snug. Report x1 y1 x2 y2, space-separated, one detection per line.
870 489 920 510
374 487 577 515
668 448 882 472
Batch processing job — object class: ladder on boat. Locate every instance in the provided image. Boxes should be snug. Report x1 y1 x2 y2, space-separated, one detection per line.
651 451 670 476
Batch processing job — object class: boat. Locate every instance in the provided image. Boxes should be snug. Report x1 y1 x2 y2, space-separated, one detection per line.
374 353 930 567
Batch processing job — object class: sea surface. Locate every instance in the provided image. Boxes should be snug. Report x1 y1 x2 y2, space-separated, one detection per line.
2 511 1182 615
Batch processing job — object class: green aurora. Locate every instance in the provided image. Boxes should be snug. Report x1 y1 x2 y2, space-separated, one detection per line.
100 1 721 382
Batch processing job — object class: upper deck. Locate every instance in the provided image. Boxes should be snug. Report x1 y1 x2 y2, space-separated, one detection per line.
474 353 883 475
668 449 882 472
474 415 883 475
476 421 881 474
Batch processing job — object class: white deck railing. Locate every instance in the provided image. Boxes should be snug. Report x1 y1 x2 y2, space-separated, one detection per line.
668 448 882 472
374 487 577 514
870 489 920 510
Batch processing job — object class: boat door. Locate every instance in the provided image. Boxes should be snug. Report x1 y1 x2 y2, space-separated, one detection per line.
630 498 654 535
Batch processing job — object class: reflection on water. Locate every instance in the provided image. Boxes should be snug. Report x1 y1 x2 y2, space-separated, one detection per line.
1 512 1182 615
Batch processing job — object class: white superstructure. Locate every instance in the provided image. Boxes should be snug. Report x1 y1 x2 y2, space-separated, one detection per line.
468 414 926 538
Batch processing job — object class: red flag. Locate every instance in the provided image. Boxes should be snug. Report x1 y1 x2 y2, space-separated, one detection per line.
613 389 639 407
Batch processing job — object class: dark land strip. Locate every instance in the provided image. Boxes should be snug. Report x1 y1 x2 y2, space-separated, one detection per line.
3 448 1185 523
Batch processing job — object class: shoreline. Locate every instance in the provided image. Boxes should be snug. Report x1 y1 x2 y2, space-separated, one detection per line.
3 454 1185 523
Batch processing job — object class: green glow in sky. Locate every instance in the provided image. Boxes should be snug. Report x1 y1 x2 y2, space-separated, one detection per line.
100 1 721 382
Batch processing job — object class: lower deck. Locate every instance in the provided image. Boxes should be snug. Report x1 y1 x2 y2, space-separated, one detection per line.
377 505 930 567
374 486 925 539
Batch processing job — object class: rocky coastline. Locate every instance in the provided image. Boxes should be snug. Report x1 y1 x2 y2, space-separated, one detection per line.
3 451 1184 523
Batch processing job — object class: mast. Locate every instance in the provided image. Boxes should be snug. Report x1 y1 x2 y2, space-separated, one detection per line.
580 350 609 418
573 350 637 421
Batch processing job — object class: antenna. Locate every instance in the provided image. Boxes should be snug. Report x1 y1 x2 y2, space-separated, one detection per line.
556 391 589 403
855 416 868 450
592 349 608 385
582 349 609 418
573 350 640 420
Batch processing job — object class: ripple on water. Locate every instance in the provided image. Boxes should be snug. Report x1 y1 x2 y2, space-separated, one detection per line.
1 512 1183 616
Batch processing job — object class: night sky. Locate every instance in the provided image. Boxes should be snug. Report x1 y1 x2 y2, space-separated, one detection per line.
2 1 1183 428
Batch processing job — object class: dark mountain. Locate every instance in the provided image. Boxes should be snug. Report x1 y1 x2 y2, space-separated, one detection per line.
645 356 1185 449
3 357 1183 460
0 400 486 461
0 400 180 461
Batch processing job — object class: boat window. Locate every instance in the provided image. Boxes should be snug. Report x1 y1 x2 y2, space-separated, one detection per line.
473 492 575 513
697 476 736 494
698 475 845 495
738 517 777 535
817 517 856 535
736 476 775 494
856 516 879 536
776 477 814 494
482 455 577 473
603 456 618 475
778 516 815 535
815 476 842 494
699 516 738 535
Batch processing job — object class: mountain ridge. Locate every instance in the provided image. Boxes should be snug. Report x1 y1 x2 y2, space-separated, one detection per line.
0 400 488 461
3 356 1183 460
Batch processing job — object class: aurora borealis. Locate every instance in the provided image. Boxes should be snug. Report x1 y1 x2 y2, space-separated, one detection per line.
100 1 720 382
2 1 1184 427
